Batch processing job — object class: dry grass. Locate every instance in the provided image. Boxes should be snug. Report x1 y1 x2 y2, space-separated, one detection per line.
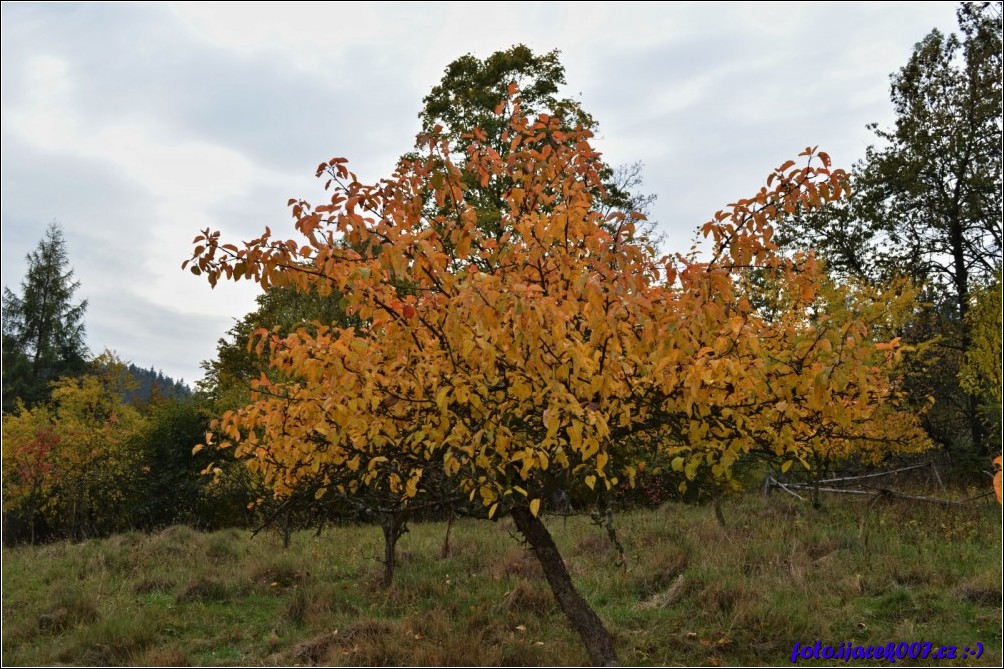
2 491 1000 666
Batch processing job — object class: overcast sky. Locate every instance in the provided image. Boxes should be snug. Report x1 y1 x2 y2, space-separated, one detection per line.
1 2 961 385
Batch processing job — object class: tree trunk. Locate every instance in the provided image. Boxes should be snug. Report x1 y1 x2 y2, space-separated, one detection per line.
811 455 823 509
511 505 619 666
947 202 987 457
440 510 454 560
380 512 407 588
713 492 727 528
281 508 292 549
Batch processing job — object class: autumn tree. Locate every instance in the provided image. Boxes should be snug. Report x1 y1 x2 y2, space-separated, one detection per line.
2 352 147 541
2 222 89 413
416 44 657 541
1 423 58 543
186 90 930 663
3 350 243 541
197 45 657 562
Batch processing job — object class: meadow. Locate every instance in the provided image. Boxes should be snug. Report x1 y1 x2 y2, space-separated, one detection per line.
2 491 1000 666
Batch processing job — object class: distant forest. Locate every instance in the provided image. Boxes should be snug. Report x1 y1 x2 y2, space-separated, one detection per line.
123 363 191 404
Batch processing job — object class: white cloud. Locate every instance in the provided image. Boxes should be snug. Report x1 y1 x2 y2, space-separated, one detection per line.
2 53 281 320
1 2 963 383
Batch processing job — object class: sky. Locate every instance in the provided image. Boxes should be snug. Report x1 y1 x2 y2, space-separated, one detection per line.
1 2 962 386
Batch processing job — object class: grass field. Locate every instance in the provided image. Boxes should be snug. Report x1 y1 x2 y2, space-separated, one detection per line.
2 491 1001 666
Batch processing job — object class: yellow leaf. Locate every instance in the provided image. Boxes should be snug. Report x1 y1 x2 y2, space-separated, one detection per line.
684 459 699 480
436 386 450 413
596 451 608 475
529 498 541 517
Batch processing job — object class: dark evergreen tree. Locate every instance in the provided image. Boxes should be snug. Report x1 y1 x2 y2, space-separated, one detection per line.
2 222 89 413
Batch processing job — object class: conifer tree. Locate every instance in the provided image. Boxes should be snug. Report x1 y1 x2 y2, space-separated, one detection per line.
2 222 89 412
